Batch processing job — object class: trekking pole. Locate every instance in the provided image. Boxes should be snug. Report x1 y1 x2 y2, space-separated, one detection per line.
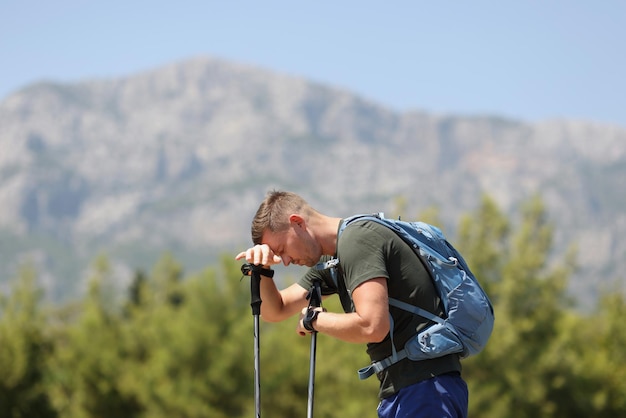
305 277 323 418
241 263 263 418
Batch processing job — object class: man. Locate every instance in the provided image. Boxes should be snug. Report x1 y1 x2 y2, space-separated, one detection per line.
235 190 468 418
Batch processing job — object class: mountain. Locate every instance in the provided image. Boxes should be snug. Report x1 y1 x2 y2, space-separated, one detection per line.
0 56 624 308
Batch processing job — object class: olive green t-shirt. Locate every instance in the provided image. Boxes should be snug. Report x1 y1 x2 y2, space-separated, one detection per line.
298 219 462 400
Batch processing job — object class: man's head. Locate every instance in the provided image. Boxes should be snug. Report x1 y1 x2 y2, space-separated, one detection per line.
251 190 314 245
251 190 322 267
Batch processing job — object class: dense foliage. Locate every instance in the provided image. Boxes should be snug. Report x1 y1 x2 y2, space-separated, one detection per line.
1 196 624 417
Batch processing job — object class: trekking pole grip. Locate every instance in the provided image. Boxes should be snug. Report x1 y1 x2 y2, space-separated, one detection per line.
241 263 263 316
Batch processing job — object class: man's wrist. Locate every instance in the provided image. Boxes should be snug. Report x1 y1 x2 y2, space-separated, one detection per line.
303 309 321 332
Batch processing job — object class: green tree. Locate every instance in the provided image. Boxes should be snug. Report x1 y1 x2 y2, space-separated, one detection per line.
463 195 577 417
0 265 57 418
46 255 142 418
4 193 621 418
457 194 509 298
558 290 626 416
117 255 254 418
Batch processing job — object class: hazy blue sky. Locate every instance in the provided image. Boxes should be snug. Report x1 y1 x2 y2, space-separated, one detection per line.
1 1 624 127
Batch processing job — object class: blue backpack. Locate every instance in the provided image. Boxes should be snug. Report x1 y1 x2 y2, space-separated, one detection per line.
322 213 494 379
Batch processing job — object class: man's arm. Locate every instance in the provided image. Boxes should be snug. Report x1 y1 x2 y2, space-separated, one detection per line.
297 277 390 343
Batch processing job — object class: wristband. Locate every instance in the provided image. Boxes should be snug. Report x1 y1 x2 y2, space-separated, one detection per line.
303 309 321 332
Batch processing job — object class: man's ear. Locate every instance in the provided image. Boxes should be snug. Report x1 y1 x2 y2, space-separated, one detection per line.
289 214 305 229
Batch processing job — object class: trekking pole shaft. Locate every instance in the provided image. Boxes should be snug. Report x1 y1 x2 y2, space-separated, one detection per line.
254 314 261 418
307 332 317 418
306 278 322 418
250 269 262 418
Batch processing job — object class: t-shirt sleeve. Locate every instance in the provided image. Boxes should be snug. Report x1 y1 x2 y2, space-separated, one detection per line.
337 221 391 293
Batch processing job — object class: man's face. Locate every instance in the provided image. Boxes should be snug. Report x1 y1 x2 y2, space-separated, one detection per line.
262 221 321 267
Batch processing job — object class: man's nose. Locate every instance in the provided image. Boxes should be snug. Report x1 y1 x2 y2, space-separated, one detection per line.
282 255 292 266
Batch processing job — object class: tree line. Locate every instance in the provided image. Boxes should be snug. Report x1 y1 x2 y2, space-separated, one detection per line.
1 195 625 417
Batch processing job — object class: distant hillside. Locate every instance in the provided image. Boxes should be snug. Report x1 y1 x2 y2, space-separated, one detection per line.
0 56 624 307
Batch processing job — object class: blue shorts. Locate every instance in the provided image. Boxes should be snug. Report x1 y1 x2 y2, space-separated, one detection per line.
377 372 468 418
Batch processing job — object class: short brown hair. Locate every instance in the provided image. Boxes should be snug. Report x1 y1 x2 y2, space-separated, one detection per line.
251 190 313 245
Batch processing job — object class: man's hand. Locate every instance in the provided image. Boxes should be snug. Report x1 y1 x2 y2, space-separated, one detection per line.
235 244 282 267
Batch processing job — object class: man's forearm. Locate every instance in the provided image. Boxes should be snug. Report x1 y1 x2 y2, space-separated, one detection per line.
260 279 308 322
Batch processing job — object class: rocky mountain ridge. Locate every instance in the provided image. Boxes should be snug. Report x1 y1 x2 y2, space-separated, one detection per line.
0 56 624 307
